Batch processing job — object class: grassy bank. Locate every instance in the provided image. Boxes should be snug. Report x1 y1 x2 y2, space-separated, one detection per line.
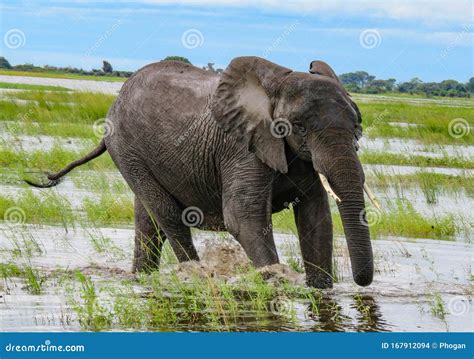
0 69 126 82
0 190 463 241
369 172 474 197
360 151 474 169
0 92 115 124
0 82 71 91
359 102 473 144
0 145 114 171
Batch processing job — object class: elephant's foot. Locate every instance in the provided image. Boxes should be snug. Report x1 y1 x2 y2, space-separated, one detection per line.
132 256 160 273
306 271 333 289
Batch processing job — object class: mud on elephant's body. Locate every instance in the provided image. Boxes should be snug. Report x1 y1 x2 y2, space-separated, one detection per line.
27 57 377 288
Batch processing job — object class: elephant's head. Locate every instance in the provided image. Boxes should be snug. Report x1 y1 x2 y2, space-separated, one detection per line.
211 57 377 286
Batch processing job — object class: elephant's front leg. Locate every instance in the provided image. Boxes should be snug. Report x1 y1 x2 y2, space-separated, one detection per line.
223 173 279 267
294 182 333 289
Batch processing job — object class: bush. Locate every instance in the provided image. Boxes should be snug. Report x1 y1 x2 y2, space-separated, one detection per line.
163 56 191 64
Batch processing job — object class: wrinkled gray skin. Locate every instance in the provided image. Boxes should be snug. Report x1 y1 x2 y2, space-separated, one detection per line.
28 57 373 288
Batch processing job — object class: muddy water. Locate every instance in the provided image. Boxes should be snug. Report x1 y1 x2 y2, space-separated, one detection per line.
0 224 471 332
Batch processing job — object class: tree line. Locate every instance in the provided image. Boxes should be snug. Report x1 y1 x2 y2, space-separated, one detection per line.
0 57 133 78
339 71 472 98
1 56 471 98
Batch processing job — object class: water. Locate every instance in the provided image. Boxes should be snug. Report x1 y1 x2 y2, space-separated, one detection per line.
0 75 123 94
359 137 474 159
0 225 471 332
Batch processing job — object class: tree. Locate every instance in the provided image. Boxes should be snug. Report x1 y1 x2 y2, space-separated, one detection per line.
398 78 423 94
203 62 223 74
0 56 12 69
339 71 376 90
102 60 113 73
467 77 474 93
163 56 191 64
367 79 396 92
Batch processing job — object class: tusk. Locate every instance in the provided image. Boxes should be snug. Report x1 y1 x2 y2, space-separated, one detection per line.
318 173 341 203
364 183 381 210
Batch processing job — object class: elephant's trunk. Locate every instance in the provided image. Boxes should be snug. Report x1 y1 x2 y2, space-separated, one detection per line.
309 129 374 286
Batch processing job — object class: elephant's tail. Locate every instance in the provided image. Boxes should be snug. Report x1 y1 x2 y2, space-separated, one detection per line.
25 139 107 188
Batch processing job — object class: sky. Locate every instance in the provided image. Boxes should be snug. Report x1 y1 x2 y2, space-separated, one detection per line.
1 0 472 82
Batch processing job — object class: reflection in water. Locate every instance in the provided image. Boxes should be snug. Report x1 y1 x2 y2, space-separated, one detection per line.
303 293 391 332
352 294 390 332
131 292 392 332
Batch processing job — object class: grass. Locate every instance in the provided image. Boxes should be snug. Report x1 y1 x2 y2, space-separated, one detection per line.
4 121 97 139
430 293 447 320
0 82 71 91
0 190 75 229
0 262 23 278
86 229 125 260
0 91 116 124
0 69 126 82
274 200 459 241
67 266 320 331
0 144 115 172
359 102 473 144
71 271 112 331
369 172 474 198
3 89 113 103
70 172 128 193
0 190 133 227
0 174 465 241
82 193 134 225
360 102 474 126
333 201 458 240
360 151 473 169
0 262 44 295
353 92 474 101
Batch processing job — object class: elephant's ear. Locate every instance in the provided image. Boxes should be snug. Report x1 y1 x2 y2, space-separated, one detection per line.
211 57 292 174
309 60 339 82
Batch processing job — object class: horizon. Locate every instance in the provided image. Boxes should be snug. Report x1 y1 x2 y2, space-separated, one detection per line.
1 0 472 82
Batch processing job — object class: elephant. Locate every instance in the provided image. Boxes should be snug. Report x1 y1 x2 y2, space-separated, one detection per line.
27 56 378 288
309 60 339 80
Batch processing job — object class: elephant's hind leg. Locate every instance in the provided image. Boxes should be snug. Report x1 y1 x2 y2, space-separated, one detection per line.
133 197 166 272
118 160 199 264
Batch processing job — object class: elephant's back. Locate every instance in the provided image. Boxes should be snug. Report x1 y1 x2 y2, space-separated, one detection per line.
105 61 226 211
109 61 219 129
122 61 218 109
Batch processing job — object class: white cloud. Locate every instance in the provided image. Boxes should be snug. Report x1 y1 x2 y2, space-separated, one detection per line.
298 26 473 47
140 0 473 23
5 0 472 23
